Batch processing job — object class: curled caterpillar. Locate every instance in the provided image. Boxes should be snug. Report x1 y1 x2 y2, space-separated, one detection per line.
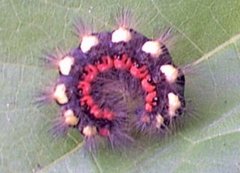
40 9 185 151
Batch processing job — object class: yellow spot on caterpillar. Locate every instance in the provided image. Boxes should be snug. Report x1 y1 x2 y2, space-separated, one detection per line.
53 84 68 104
155 114 164 129
64 109 79 126
83 125 97 137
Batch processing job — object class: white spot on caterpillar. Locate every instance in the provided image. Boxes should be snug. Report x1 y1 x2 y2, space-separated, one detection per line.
160 64 178 83
64 109 79 126
112 27 131 43
168 92 181 117
53 84 68 104
59 56 74 75
155 114 164 129
80 35 99 53
83 125 97 137
142 41 162 58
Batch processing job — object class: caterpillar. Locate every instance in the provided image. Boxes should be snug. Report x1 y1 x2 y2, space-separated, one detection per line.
40 9 186 151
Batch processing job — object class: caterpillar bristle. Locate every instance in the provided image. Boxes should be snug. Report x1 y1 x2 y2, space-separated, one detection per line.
157 27 173 44
73 18 95 39
115 8 135 29
34 85 56 107
107 128 134 150
83 136 100 153
50 116 70 138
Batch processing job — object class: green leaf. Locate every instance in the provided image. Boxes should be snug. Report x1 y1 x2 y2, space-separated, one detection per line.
1 0 240 173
